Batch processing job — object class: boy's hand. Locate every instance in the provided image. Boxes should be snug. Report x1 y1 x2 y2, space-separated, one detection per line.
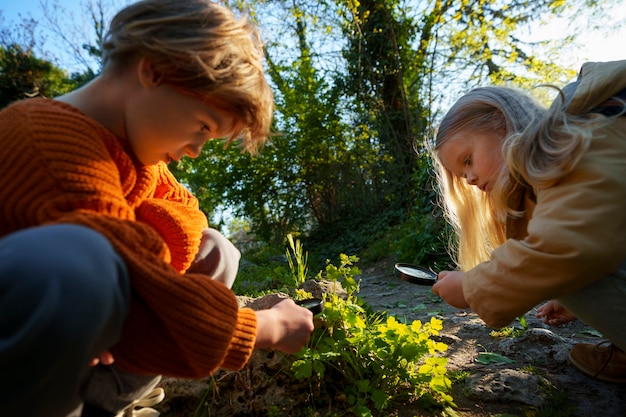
254 299 315 353
432 270 470 309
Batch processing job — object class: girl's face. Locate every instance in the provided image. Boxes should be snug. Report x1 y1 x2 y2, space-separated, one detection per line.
437 130 505 192
124 59 240 166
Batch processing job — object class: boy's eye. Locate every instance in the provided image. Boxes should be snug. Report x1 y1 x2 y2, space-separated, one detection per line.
464 156 471 165
200 123 211 132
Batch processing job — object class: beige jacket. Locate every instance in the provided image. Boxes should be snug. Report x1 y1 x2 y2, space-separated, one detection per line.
463 60 626 328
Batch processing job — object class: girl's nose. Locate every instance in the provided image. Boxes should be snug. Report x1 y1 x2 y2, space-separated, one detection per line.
465 172 478 185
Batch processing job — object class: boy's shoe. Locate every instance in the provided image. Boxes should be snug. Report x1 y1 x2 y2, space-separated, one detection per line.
568 341 626 383
115 388 165 417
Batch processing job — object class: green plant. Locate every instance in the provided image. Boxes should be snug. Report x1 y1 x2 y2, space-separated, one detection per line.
291 255 455 415
447 370 471 385
286 233 309 287
490 316 529 339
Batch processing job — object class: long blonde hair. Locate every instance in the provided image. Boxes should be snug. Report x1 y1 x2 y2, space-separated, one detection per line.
102 0 273 154
432 86 596 270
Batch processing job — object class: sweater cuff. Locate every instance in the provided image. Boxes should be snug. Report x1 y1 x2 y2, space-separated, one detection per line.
220 307 258 370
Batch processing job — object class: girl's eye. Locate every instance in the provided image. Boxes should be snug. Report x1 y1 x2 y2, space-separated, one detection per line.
200 123 211 133
460 155 471 178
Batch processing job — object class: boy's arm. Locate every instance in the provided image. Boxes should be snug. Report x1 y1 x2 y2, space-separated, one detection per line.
0 102 257 377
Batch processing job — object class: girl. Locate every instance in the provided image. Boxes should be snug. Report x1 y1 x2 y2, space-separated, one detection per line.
430 60 626 383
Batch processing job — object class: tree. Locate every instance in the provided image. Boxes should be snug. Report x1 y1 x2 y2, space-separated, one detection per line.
0 10 97 107
340 0 426 213
178 0 614 259
38 0 124 74
13 0 617 260
0 44 75 108
173 0 363 244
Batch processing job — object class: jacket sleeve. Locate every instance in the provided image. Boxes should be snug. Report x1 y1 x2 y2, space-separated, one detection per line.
463 119 626 329
0 101 257 377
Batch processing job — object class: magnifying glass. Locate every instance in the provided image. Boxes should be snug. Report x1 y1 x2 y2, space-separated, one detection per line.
296 298 325 315
394 263 438 286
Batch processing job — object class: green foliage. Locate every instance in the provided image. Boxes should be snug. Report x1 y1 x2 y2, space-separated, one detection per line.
0 44 76 107
169 135 314 245
233 262 293 297
437 0 579 89
202 236 456 415
304 207 404 269
316 253 362 295
172 0 609 263
383 207 453 270
291 255 454 415
340 0 426 213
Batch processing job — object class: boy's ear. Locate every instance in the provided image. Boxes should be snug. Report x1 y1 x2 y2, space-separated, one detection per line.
137 57 163 88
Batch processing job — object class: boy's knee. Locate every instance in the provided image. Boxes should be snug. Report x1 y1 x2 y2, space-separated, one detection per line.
1 224 127 289
0 224 130 342
188 228 240 288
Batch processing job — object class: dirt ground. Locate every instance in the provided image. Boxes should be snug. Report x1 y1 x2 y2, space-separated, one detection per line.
355 258 626 417
158 258 626 416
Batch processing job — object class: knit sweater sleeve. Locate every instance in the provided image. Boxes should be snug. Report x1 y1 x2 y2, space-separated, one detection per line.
0 99 257 377
134 163 208 273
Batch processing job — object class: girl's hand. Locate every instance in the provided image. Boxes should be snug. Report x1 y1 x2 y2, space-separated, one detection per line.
432 270 470 309
535 299 577 326
89 351 114 367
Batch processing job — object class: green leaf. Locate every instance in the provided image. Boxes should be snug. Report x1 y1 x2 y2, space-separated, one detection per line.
370 389 388 411
579 329 603 337
475 352 516 365
356 379 370 393
291 359 312 379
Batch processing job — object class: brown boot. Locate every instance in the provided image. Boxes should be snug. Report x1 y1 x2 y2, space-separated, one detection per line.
568 341 626 383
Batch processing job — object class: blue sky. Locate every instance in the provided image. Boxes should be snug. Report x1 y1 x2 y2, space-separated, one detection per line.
1 0 131 72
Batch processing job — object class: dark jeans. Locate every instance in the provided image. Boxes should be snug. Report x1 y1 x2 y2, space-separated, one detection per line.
0 225 131 417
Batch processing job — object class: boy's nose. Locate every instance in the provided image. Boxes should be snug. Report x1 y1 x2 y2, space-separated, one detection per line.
184 146 202 159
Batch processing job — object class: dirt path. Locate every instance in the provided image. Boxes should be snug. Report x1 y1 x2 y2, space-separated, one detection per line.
357 259 626 416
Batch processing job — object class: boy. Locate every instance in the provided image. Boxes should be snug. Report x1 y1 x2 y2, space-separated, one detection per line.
0 1 314 416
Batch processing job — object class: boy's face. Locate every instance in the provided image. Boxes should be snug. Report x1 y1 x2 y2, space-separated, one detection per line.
438 130 504 193
125 83 239 166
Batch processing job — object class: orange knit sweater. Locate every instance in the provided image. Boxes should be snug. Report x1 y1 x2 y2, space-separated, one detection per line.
0 98 257 378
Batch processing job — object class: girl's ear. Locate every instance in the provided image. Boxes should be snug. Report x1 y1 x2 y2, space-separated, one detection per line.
137 57 163 88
